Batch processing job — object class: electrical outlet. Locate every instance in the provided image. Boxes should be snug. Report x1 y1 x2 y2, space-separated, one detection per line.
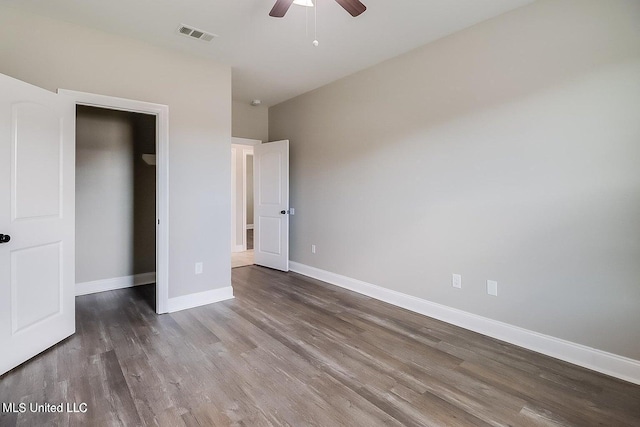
195 262 203 275
311 244 316 254
487 280 498 296
452 274 462 289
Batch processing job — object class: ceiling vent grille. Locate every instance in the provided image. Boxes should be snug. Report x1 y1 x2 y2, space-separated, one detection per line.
177 24 217 42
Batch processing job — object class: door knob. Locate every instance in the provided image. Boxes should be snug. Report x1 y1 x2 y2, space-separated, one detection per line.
0 234 10 243
280 210 287 215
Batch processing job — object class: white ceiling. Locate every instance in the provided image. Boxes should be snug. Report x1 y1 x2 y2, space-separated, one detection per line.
1 0 534 106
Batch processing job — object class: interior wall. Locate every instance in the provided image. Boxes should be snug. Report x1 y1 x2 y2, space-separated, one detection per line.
0 6 232 298
269 0 640 360
76 106 155 283
232 101 268 142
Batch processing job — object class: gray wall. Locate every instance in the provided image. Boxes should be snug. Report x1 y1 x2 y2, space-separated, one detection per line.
270 0 640 359
0 6 232 298
232 101 268 142
76 106 156 283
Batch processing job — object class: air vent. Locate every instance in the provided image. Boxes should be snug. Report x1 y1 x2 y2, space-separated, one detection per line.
176 24 218 42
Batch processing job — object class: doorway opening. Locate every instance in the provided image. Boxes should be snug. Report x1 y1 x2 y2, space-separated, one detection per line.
61 89 170 313
232 139 259 268
75 106 157 309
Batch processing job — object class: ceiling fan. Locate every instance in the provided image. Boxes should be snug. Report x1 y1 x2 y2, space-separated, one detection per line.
269 0 367 18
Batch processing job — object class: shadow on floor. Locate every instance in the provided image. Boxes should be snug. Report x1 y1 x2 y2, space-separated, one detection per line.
129 283 156 312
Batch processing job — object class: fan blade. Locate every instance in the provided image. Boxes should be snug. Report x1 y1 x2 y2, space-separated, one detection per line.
269 0 295 17
334 0 367 17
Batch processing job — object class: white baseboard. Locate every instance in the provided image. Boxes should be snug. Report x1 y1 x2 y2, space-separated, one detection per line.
246 224 254 230
76 272 156 296
232 245 245 253
167 286 234 313
289 261 640 386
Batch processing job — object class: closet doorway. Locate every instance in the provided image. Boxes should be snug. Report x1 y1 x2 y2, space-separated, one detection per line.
75 106 156 308
63 90 169 313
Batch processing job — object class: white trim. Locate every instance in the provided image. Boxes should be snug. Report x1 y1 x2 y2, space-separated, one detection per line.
167 286 234 313
231 146 238 252
231 144 255 253
242 148 248 252
242 147 254 252
289 262 640 386
246 224 254 230
231 137 261 146
59 89 170 314
76 272 156 296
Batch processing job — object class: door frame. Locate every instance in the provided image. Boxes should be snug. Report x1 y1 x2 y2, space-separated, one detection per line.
231 138 260 253
59 90 169 314
242 147 254 252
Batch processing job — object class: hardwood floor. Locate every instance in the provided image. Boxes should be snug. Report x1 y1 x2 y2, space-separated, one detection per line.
2 266 639 426
231 250 254 268
231 230 254 268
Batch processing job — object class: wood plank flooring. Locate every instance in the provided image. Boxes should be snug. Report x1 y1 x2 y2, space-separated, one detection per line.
231 250 254 269
1 265 639 426
232 230 254 268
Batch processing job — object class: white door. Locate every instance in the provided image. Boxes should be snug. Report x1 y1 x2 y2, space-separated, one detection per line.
254 140 289 271
0 73 75 375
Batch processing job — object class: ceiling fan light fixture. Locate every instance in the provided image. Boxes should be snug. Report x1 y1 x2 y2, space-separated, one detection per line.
293 0 314 7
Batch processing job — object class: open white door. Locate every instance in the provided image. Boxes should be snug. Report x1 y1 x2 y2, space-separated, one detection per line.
0 74 75 375
254 140 289 271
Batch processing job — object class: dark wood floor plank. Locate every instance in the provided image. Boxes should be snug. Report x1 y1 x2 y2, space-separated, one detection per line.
2 265 639 426
457 360 635 426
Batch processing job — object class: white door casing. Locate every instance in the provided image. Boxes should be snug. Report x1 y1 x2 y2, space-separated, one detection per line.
0 74 75 375
231 138 260 254
231 146 239 252
253 140 289 271
59 89 170 314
